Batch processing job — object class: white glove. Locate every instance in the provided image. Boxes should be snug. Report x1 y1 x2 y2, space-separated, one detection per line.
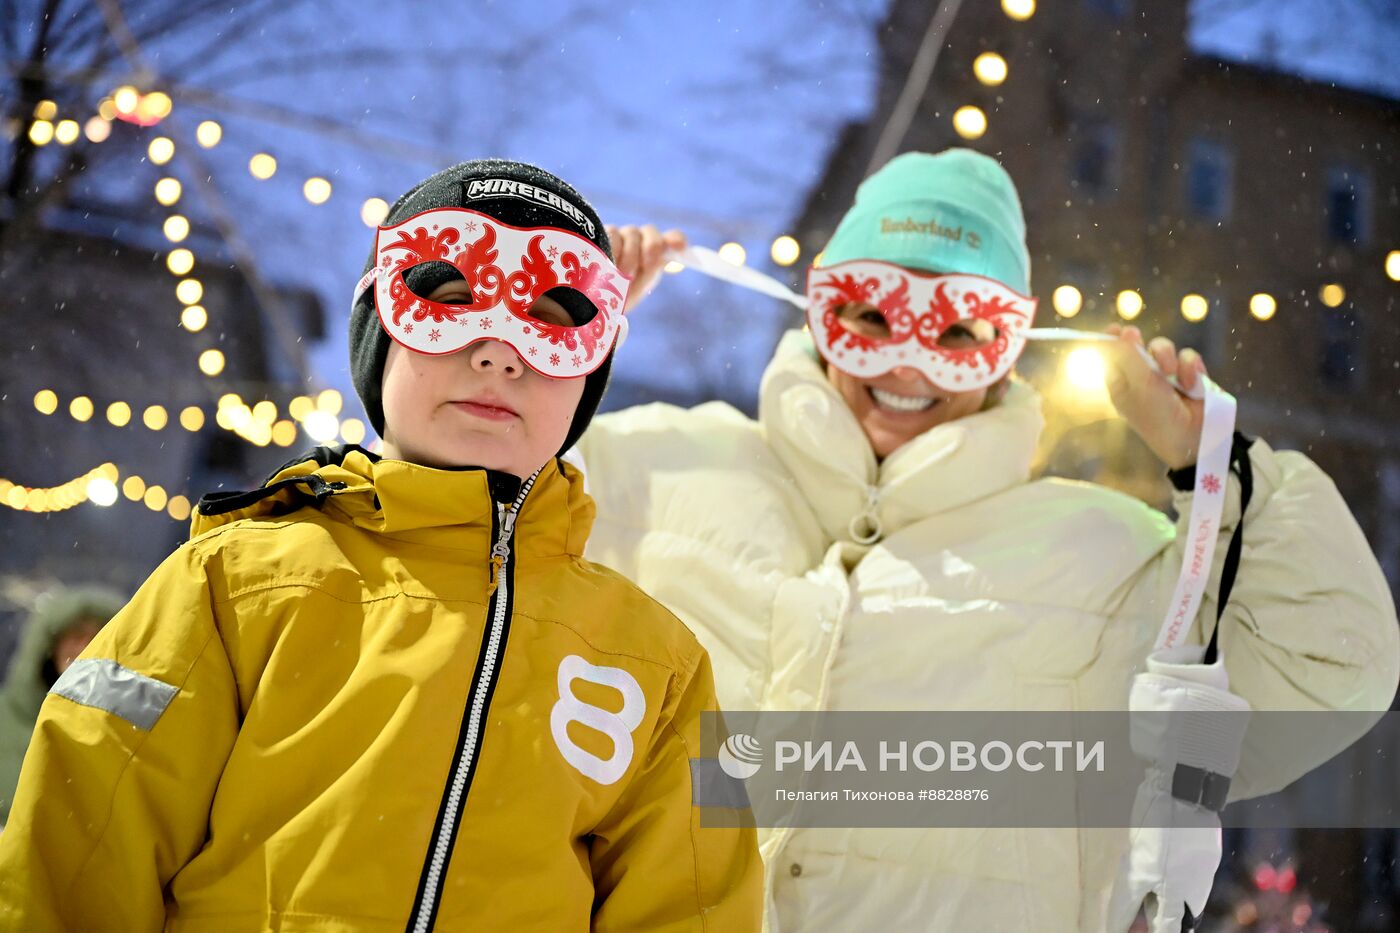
1106 645 1251 932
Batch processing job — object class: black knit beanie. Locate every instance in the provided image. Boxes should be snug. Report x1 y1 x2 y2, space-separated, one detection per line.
349 158 615 458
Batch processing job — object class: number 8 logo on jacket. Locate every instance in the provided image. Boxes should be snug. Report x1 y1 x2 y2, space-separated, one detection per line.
550 654 647 785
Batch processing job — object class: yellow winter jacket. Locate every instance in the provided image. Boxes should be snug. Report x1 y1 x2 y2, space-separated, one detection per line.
0 447 762 932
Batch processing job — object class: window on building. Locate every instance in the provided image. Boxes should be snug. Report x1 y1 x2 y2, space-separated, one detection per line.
1319 307 1364 391
1085 0 1132 17
1325 167 1371 246
1071 121 1117 196
1185 139 1233 222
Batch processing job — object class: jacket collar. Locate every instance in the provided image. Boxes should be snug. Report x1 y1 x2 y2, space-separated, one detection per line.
192 445 593 557
758 329 1045 544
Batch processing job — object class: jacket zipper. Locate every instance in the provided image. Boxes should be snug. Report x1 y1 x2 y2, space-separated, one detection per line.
406 471 538 933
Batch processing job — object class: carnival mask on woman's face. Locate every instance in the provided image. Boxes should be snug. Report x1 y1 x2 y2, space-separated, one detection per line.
806 259 1037 392
354 207 631 377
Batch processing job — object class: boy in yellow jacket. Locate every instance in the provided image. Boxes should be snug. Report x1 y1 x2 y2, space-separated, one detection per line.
0 159 762 932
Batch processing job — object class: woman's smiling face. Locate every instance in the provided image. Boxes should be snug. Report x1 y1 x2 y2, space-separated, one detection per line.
822 302 1002 460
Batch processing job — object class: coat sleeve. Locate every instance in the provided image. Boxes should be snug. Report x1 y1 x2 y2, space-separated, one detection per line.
588 647 763 932
1129 436 1400 800
0 541 241 932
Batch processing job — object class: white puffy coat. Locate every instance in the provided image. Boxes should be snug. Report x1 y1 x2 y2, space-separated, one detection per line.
574 330 1399 931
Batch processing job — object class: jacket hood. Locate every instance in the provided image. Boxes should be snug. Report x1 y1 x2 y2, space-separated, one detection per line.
192 445 594 558
758 329 1044 544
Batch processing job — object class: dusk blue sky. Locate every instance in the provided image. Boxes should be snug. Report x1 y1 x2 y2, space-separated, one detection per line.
14 0 1397 426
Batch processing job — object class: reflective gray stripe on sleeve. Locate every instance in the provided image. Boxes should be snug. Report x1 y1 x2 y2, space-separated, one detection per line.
690 758 753 809
49 658 179 731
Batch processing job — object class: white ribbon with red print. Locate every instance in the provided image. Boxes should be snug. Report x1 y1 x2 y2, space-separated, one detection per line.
666 245 1239 653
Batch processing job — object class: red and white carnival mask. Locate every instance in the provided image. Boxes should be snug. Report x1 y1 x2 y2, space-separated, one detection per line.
805 259 1038 392
353 207 631 377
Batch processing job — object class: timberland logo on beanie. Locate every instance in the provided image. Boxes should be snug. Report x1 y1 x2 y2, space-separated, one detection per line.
464 177 596 238
879 215 983 250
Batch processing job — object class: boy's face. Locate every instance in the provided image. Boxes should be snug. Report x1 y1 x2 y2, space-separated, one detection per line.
378 285 585 477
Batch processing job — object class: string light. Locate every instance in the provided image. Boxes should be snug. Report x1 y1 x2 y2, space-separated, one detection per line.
196 120 222 148
1002 0 1035 20
142 405 168 431
166 248 195 276
54 120 80 145
198 349 226 376
361 197 389 226
1319 283 1345 308
303 177 332 204
33 100 57 121
1052 285 1082 318
180 305 208 331
1387 250 1400 282
953 105 987 140
973 52 1008 86
1181 294 1209 322
1115 289 1143 320
69 396 94 422
718 242 747 266
154 177 182 206
28 120 54 146
1249 293 1277 321
770 235 801 267
83 117 111 143
163 214 190 242
249 153 277 179
180 406 205 431
148 136 175 164
33 390 58 415
106 401 132 427
176 278 204 305
316 389 343 415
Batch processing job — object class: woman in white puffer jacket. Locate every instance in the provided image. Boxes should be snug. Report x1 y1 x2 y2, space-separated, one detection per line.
571 149 1399 931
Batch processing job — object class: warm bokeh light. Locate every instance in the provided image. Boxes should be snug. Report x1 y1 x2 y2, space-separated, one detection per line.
1064 347 1107 392
1002 0 1036 21
973 52 1008 86
148 136 174 164
54 119 80 145
34 390 58 415
1319 283 1345 308
1249 293 1277 321
663 260 684 274
143 405 168 431
106 401 132 427
1181 294 1209 322
718 242 747 266
303 177 332 204
180 305 208 332
1052 285 1082 318
144 485 169 512
953 105 987 140
1115 289 1143 321
196 120 222 148
303 411 341 443
289 396 314 421
316 389 343 415
176 278 204 305
252 400 278 423
33 100 57 121
249 153 278 179
166 248 195 276
122 475 146 501
180 406 205 431
198 349 226 376
28 120 54 146
84 116 112 143
167 495 192 521
770 235 801 267
272 420 299 447
1387 250 1400 282
163 214 190 242
154 177 182 206
340 419 367 446
361 197 389 227
69 396 94 422
87 478 119 507
112 85 139 116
